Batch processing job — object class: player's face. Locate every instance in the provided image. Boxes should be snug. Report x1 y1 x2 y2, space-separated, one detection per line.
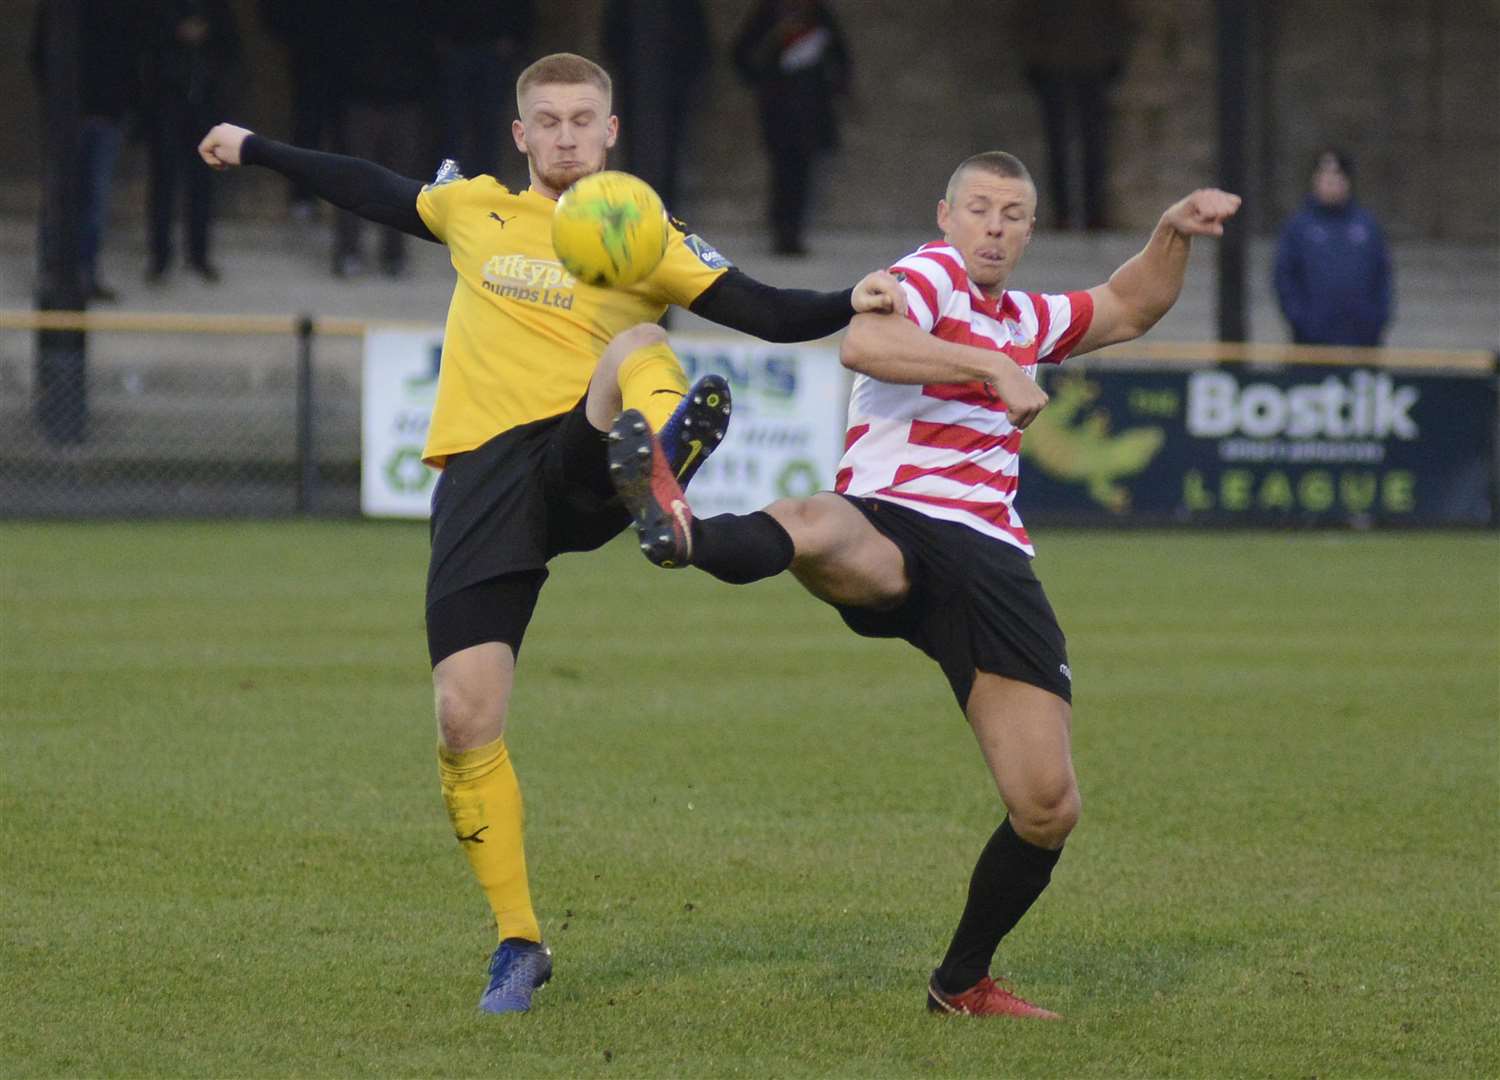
512 82 619 198
936 170 1036 295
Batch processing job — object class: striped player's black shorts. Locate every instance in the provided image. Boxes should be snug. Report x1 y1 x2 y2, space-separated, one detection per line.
832 495 1072 709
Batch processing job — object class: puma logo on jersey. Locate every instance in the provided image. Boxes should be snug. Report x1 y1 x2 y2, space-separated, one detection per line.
488 212 515 228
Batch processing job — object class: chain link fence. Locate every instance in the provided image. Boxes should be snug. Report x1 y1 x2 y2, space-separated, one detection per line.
0 312 365 517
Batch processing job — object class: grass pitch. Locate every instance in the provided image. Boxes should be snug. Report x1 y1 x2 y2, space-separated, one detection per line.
2 522 1496 1078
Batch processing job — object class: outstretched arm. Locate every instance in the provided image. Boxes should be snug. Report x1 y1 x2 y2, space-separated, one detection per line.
688 268 905 343
1073 188 1242 354
198 123 438 243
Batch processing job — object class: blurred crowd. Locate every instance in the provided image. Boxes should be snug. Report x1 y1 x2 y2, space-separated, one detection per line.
31 0 1392 345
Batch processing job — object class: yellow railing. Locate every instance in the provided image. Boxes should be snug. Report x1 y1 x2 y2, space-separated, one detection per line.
2 308 1493 372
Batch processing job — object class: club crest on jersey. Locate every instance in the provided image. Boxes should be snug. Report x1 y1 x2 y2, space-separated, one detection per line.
1001 318 1035 348
684 234 732 270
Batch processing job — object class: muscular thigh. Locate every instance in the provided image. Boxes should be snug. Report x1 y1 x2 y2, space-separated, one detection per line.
766 492 909 609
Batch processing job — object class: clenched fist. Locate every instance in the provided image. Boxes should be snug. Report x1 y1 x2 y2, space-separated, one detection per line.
198 123 254 170
1162 188 1242 238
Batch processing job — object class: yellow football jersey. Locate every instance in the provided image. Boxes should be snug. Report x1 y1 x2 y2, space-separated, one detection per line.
414 175 730 466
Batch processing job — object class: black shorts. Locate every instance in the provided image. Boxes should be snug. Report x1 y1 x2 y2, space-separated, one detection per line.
833 495 1072 709
424 396 630 666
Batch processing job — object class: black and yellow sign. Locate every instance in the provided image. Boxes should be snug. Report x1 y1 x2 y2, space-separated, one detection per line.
1022 356 1497 525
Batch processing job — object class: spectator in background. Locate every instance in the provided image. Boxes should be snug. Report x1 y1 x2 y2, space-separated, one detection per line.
733 0 850 257
331 1 435 278
602 0 711 211
29 0 146 302
435 0 535 184
1019 0 1133 231
143 0 242 284
258 0 341 220
1274 148 1393 347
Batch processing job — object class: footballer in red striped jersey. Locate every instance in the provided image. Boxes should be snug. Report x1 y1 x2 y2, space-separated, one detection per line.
609 151 1239 1018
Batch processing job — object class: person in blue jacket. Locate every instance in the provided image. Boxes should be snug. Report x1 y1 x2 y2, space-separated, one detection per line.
1274 148 1393 346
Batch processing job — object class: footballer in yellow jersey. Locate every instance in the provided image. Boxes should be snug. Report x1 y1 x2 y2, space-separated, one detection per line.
412 174 727 465
198 52 902 1016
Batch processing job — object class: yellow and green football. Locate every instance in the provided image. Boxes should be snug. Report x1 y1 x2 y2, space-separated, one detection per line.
552 170 669 287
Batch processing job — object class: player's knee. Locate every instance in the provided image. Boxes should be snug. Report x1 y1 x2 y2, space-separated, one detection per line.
434 678 507 749
764 497 826 553
1011 782 1081 848
603 323 668 365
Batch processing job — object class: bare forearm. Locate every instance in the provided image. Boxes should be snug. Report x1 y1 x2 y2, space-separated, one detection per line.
840 313 1006 384
1107 216 1192 334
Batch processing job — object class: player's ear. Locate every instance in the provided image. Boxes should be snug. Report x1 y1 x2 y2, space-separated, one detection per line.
604 114 619 149
511 118 528 154
936 199 950 234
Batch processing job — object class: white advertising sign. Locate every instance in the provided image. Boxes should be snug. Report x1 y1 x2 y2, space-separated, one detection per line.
671 335 847 516
361 326 443 518
361 329 847 520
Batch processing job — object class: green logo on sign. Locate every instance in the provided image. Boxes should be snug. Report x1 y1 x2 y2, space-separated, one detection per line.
385 446 434 494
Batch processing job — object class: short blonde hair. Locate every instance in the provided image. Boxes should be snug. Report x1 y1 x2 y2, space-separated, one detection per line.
515 53 613 115
946 152 1033 203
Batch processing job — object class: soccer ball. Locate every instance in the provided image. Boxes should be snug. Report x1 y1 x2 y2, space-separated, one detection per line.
552 171 668 287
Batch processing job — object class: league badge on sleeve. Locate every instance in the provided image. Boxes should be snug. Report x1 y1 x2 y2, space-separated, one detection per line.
684 234 733 271
425 158 465 189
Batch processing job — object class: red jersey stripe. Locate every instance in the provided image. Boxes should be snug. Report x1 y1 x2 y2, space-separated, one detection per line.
1041 290 1094 362
876 489 1033 546
891 459 1020 493
916 248 968 294
908 419 1022 455
920 381 1007 412
843 423 870 452
896 266 941 323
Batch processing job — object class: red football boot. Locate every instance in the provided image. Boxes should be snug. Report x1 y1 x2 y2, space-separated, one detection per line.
607 408 694 568
926 973 1063 1020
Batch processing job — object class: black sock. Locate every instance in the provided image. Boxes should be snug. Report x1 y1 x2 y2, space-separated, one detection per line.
935 817 1062 995
689 512 795 584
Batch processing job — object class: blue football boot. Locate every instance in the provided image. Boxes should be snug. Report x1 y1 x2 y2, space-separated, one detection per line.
478 938 553 1015
656 373 731 489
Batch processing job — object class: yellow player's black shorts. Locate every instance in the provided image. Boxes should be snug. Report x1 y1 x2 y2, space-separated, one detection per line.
833 495 1073 709
424 396 629 666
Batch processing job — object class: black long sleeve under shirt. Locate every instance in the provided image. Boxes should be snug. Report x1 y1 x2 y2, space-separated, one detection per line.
241 135 856 341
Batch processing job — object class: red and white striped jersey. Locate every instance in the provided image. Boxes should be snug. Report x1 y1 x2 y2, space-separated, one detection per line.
834 240 1094 555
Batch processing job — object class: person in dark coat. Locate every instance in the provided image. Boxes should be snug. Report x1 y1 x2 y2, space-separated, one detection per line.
434 0 535 185
1274 148 1393 347
142 0 242 283
1019 0 1134 231
602 0 711 211
329 0 436 278
258 0 342 218
30 0 146 301
732 0 850 256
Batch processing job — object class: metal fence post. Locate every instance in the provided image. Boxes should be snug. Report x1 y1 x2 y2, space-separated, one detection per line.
295 314 317 514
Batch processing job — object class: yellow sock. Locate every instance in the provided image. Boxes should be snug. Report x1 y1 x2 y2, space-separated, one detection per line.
618 341 688 432
438 737 541 943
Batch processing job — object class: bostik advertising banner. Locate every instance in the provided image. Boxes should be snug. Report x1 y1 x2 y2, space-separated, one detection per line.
360 329 844 520
1021 359 1498 525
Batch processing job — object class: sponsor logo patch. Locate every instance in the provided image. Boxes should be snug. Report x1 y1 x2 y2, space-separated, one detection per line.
685 234 732 270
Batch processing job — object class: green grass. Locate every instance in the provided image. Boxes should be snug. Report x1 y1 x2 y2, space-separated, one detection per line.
2 522 1496 1078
